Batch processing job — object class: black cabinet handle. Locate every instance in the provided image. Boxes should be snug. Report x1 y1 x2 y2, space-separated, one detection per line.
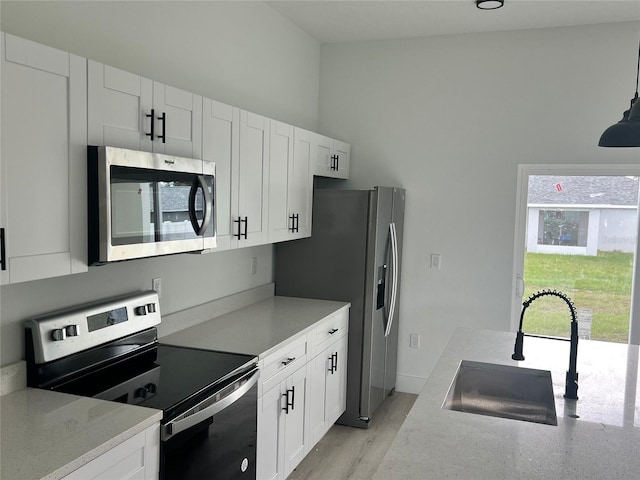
328 352 338 374
336 154 340 171
281 357 295 366
330 154 339 171
157 112 166 143
289 214 300 233
1 228 6 271
282 386 295 414
328 328 339 335
233 218 241 239
145 109 155 141
242 216 248 239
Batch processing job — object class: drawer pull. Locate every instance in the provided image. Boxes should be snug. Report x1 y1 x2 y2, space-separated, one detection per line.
281 357 296 366
328 328 339 335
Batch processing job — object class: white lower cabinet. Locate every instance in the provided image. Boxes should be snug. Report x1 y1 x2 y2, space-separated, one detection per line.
62 423 160 480
256 308 349 480
258 365 307 480
307 334 347 446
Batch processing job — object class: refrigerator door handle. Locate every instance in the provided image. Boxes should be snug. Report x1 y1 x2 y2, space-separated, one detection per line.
385 222 399 338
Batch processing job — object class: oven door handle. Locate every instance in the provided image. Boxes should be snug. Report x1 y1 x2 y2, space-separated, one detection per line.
162 367 259 441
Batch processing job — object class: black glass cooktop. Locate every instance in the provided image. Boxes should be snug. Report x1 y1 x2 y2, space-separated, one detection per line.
50 343 256 419
148 344 257 417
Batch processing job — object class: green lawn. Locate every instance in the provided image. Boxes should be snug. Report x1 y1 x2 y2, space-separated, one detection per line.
522 251 633 343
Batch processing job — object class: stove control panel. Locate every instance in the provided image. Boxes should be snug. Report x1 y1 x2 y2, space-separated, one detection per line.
25 290 161 364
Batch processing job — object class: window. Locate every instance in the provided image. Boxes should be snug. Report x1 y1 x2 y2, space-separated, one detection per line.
538 210 589 246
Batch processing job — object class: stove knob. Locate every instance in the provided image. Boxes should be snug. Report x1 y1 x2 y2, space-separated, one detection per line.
145 383 157 394
135 305 147 316
65 325 79 337
135 387 148 399
146 303 156 313
51 328 67 341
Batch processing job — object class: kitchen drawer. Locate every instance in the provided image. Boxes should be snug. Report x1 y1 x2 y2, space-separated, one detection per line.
260 334 307 395
312 309 348 356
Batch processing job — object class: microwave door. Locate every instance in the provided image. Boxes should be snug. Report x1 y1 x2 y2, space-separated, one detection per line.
108 166 209 260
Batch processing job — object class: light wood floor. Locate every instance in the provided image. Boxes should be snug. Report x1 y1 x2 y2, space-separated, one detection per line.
287 392 418 480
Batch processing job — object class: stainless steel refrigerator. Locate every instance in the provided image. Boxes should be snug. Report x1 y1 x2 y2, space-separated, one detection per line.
275 186 405 428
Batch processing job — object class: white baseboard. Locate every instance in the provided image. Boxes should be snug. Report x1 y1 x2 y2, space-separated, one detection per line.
395 373 427 395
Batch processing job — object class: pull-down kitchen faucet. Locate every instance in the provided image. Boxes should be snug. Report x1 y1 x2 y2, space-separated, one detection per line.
511 289 579 400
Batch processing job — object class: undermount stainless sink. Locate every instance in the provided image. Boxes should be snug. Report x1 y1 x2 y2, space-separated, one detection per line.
442 360 558 426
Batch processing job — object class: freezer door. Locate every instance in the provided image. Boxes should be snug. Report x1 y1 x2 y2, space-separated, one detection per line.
360 187 395 420
384 187 405 397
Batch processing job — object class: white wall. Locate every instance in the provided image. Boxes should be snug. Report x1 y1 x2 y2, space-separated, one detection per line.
318 22 640 393
0 1 320 366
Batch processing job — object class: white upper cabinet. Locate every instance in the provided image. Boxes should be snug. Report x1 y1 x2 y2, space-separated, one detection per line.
88 60 202 159
313 134 350 179
233 110 270 248
202 98 239 252
1 33 88 285
268 123 312 243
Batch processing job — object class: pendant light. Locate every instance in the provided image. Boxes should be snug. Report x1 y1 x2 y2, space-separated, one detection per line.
598 36 640 147
476 0 504 10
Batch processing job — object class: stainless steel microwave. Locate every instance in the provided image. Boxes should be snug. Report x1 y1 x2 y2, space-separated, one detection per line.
88 146 215 265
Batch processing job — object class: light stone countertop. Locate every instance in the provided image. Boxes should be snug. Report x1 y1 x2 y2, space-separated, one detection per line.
0 292 347 480
160 296 350 357
374 328 640 480
0 388 162 480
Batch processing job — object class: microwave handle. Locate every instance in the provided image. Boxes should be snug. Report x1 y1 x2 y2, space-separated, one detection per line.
188 175 213 236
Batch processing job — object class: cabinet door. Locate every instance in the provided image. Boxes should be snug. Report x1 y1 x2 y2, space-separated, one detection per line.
1 33 87 285
282 365 307 477
235 110 269 248
313 133 334 177
290 128 313 238
88 60 153 151
203 99 239 251
257 384 284 480
307 348 330 447
325 335 348 425
268 120 294 243
312 133 350 179
307 335 348 448
62 423 159 480
152 82 202 159
332 140 350 180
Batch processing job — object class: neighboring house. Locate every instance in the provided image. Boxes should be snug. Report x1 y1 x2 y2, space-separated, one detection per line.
526 176 639 255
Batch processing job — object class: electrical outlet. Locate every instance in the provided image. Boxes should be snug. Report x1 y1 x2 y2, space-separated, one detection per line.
410 333 420 349
152 278 162 298
251 256 258 275
430 254 441 270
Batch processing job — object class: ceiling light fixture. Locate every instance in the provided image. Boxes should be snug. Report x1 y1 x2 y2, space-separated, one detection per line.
476 0 504 10
599 36 640 147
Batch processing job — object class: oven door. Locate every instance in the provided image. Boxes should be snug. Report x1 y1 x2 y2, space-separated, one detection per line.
161 367 259 480
89 146 216 264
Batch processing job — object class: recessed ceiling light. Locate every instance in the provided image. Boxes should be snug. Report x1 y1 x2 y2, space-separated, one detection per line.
476 0 504 10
